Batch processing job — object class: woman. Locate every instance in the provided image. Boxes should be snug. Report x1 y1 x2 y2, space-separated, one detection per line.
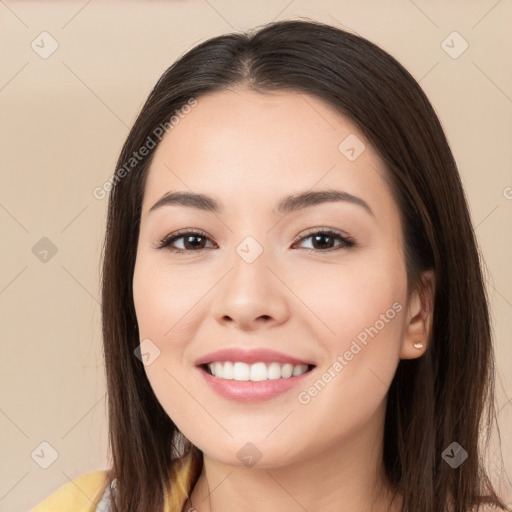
31 18 509 512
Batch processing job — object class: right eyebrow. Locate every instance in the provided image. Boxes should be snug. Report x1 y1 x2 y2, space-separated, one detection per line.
149 191 223 215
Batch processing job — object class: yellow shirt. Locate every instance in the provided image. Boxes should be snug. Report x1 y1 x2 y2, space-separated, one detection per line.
29 466 512 512
29 468 512 511
29 450 200 512
29 470 110 512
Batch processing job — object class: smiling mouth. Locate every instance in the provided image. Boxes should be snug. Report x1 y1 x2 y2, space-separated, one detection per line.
200 361 316 381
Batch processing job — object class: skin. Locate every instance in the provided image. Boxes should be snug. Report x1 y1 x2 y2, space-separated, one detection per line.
132 88 434 512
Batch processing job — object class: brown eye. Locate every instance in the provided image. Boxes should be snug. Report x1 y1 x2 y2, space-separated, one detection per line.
156 230 216 252
294 229 355 252
156 228 355 254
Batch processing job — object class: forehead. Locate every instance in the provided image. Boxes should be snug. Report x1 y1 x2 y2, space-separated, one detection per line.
141 88 395 220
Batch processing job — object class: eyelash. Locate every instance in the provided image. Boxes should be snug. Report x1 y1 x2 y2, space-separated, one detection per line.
155 228 356 254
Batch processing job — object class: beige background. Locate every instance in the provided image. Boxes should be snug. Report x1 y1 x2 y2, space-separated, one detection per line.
0 1 511 510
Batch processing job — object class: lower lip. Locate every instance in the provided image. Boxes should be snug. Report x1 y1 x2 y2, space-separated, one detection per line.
197 365 315 403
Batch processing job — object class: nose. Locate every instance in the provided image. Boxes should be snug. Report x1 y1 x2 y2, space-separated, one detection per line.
211 253 290 331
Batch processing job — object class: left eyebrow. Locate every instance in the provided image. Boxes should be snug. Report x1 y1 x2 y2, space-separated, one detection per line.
148 189 374 217
274 189 374 217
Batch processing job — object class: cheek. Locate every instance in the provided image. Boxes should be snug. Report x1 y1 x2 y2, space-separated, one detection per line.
295 250 405 335
133 252 206 341
132 252 215 400
291 249 407 384
133 254 202 423
290 265 406 440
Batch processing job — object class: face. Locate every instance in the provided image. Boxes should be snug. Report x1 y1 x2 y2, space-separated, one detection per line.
132 88 426 468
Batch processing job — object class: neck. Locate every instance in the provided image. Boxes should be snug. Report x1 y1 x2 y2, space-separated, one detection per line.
187 399 402 512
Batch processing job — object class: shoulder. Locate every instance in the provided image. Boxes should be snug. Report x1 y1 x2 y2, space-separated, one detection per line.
29 470 110 512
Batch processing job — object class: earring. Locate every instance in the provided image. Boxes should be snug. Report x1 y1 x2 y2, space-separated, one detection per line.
413 342 424 350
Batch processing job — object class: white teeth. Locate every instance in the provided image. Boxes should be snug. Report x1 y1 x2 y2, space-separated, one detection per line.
281 363 293 378
205 361 310 381
214 362 223 379
250 362 267 381
267 362 282 380
292 364 306 376
222 361 234 379
233 362 250 381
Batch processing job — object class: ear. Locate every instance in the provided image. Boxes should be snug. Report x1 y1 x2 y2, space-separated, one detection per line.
400 269 435 360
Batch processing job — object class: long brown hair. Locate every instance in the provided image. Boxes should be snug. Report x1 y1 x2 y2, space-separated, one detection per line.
100 18 508 512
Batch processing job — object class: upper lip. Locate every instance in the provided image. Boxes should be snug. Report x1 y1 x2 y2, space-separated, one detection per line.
195 347 315 367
